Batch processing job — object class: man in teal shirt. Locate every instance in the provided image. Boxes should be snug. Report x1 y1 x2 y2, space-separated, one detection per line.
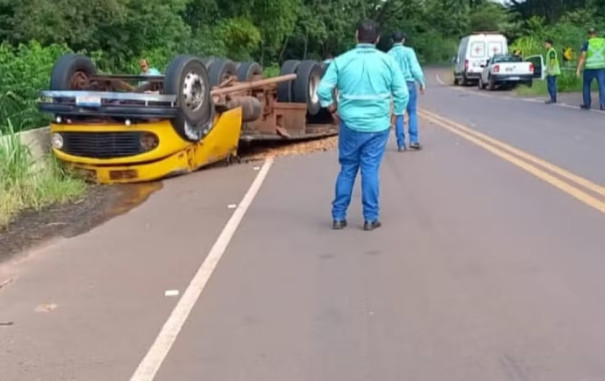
138 58 161 87
139 58 161 76
388 30 426 151
318 20 408 231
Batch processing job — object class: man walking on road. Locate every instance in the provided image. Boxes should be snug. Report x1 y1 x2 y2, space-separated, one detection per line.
388 30 426 151
576 28 605 110
543 39 561 104
318 20 408 231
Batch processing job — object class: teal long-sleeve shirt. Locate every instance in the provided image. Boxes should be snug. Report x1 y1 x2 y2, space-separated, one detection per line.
317 43 409 133
388 43 425 88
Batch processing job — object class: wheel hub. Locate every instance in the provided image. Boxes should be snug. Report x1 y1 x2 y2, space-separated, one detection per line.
70 71 89 90
309 73 319 103
182 71 205 112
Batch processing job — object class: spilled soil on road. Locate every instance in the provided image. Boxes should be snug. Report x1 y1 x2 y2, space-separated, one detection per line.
238 135 337 162
0 135 337 263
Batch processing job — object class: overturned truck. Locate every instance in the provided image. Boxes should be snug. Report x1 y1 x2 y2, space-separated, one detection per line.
37 54 337 184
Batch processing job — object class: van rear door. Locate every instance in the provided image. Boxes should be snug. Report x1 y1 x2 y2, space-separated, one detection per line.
467 39 487 74
487 40 505 57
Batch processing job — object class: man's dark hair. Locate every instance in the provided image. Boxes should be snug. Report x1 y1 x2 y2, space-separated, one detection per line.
545 38 553 45
357 19 380 44
392 30 406 43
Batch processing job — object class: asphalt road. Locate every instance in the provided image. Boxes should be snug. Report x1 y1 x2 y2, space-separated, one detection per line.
2 69 605 381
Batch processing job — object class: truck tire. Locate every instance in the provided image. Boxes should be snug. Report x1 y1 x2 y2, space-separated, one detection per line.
478 77 485 90
237 61 263 82
277 60 300 102
202 57 216 69
208 59 237 88
292 60 322 116
164 55 213 142
49 53 97 90
488 76 496 91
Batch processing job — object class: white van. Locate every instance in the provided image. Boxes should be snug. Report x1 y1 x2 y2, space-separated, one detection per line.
453 32 508 86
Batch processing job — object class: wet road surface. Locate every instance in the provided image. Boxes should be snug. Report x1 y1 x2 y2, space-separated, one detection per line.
1 69 605 381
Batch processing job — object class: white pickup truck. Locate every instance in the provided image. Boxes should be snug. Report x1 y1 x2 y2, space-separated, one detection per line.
478 54 535 90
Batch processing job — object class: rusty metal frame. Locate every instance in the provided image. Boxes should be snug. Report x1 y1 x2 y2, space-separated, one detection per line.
45 68 337 141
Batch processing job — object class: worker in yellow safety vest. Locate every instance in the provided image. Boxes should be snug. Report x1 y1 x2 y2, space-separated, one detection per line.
543 39 560 104
576 28 605 110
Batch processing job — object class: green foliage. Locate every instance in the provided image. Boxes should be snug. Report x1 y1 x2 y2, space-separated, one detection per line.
1 0 604 135
0 120 86 227
216 17 262 61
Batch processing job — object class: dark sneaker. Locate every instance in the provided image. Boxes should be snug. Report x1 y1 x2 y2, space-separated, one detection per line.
363 220 382 231
545 99 556 104
580 104 590 110
410 142 422 150
333 220 347 230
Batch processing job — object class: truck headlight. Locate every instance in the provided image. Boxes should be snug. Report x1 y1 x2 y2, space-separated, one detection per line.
51 133 64 149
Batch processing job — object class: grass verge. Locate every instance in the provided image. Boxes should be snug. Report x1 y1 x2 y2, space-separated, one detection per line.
515 69 600 96
0 120 86 228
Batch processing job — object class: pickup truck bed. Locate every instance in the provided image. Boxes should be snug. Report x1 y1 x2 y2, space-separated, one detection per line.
480 58 534 90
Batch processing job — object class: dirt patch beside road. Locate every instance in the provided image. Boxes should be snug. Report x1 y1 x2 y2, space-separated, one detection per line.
0 182 162 263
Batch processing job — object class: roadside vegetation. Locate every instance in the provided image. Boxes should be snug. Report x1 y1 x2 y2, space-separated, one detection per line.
0 0 601 134
0 120 86 228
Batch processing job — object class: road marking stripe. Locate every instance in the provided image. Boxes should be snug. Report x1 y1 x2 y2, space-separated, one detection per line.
420 109 605 198
129 157 274 381
420 112 605 215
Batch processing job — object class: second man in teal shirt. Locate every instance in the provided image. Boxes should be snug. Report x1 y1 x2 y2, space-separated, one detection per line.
388 30 426 151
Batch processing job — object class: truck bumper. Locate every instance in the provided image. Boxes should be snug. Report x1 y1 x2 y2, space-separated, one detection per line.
492 74 533 83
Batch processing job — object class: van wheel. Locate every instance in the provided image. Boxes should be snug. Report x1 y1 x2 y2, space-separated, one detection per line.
461 74 468 86
454 77 460 86
478 77 483 90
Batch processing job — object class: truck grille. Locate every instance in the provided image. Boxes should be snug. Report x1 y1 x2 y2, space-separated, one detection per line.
61 131 145 159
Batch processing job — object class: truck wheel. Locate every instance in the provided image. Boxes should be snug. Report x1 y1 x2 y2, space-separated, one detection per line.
454 76 460 86
277 60 300 102
237 61 263 82
164 55 213 142
208 59 237 88
478 77 486 90
292 60 322 116
202 57 216 69
488 76 496 91
49 53 97 90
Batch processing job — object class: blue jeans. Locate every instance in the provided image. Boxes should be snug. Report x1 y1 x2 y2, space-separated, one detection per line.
547 75 557 101
582 69 605 108
395 81 418 148
332 122 390 222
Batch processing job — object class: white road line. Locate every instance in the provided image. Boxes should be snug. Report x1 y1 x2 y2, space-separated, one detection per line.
129 157 275 381
435 74 446 86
